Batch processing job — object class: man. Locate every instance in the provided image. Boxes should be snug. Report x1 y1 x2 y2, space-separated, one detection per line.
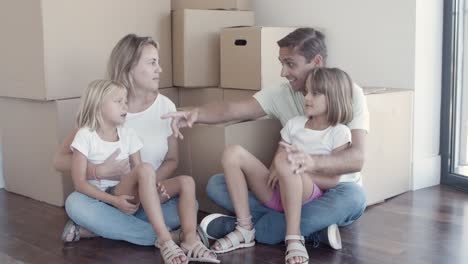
162 27 368 249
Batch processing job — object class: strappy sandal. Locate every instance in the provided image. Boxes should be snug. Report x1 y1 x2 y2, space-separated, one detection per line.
61 220 80 242
157 239 188 264
212 225 256 254
181 240 220 263
169 226 209 247
284 235 309 264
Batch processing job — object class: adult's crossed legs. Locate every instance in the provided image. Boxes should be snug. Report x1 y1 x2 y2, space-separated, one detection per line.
206 174 367 245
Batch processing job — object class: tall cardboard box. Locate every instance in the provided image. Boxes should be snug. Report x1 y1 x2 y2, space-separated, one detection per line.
178 119 282 213
0 98 80 206
172 0 252 10
160 87 180 107
172 9 255 87
361 88 413 205
221 27 296 90
0 0 172 100
179 88 223 107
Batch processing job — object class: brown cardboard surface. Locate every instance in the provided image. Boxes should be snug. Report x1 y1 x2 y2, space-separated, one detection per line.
172 9 254 87
159 87 180 107
0 97 80 206
179 88 223 107
177 118 282 213
172 0 252 10
221 27 296 90
223 89 256 102
362 90 413 205
0 0 171 100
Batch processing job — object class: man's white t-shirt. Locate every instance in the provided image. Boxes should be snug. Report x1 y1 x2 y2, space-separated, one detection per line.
70 126 143 190
281 116 351 156
254 81 370 183
125 94 175 170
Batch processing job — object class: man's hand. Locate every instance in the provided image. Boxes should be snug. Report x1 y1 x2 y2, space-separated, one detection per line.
161 109 199 139
279 141 315 175
113 195 140 215
266 169 278 189
87 149 130 180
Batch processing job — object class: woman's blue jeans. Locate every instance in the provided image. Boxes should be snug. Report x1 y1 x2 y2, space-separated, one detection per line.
65 191 181 246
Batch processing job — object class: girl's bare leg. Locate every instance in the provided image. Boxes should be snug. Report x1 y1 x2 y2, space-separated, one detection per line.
212 144 275 251
113 163 186 264
161 176 217 261
274 152 314 264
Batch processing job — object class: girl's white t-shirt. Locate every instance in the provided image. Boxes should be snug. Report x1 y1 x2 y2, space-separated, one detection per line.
70 126 143 190
281 116 351 155
124 94 176 170
280 116 357 183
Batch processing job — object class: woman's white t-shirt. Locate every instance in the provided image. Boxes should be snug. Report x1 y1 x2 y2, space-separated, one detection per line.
124 94 176 170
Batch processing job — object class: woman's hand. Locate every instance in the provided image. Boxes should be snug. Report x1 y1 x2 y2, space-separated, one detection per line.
279 141 315 175
87 149 130 180
113 195 140 215
161 109 199 139
157 182 171 203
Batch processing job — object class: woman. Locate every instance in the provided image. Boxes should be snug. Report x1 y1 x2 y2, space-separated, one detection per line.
54 34 217 264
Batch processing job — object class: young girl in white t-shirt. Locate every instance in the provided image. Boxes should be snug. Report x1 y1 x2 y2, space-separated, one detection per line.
70 80 219 264
210 68 354 264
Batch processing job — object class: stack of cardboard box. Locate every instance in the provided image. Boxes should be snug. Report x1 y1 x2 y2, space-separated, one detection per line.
170 1 300 212
0 0 172 206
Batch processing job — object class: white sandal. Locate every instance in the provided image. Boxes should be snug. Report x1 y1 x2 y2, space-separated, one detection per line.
181 240 220 263
157 240 188 264
212 225 256 254
285 235 309 264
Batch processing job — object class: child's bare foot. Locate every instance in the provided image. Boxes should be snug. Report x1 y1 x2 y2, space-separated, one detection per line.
157 239 187 264
285 235 309 264
181 239 219 263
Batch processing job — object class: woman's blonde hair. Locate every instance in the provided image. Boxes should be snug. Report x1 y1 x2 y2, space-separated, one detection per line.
306 67 353 126
107 34 159 94
76 80 126 131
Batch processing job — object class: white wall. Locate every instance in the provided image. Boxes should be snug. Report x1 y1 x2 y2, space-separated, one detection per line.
0 137 4 189
252 0 443 190
412 0 443 189
252 0 416 89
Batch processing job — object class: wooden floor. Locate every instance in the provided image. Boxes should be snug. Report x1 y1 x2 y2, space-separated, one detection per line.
0 185 467 264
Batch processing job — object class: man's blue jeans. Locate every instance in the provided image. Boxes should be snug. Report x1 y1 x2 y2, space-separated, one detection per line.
206 173 367 245
65 191 181 246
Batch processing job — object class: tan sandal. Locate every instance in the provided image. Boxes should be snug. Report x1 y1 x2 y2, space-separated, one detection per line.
61 220 80 242
181 240 220 263
212 225 255 254
157 240 188 264
285 235 309 264
169 226 210 247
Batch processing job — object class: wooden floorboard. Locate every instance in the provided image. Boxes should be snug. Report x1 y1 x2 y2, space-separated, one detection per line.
0 185 467 264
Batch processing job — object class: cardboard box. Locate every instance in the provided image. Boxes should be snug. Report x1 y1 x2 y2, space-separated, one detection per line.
179 88 223 107
177 118 282 213
172 9 255 87
223 89 256 102
172 0 252 10
160 87 180 107
0 97 80 206
221 27 296 90
0 0 172 100
361 89 413 205
179 88 256 107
